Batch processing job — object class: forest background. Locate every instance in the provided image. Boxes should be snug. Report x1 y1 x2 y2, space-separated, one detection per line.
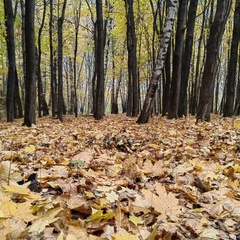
0 0 240 124
1 1 240 239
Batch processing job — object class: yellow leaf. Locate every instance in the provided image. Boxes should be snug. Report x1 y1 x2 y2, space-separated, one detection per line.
0 161 22 183
29 207 63 234
112 234 138 240
2 184 42 199
129 215 144 226
85 191 95 198
0 196 38 222
147 144 161 150
234 121 240 129
88 210 103 222
43 155 55 165
97 186 114 192
88 210 115 222
25 145 36 154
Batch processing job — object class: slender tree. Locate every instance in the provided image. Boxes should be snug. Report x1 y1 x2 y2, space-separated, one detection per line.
94 0 105 120
49 0 56 117
190 0 208 115
4 0 15 122
57 0 68 122
196 0 232 122
168 0 188 119
24 0 36 126
125 0 138 117
137 0 178 124
73 2 82 117
37 0 49 117
20 0 26 105
178 0 198 117
223 0 240 117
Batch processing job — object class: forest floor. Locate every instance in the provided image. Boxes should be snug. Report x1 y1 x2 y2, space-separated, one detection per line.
0 114 240 240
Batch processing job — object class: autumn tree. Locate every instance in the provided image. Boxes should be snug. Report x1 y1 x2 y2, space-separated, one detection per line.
137 0 178 124
37 0 49 117
4 0 21 122
125 0 138 117
49 0 56 117
178 0 198 117
196 0 232 122
223 0 240 117
190 0 207 115
94 0 105 120
57 0 68 122
73 1 82 117
168 0 188 119
24 0 36 126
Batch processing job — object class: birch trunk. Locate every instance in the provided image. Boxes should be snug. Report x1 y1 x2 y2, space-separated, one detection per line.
137 0 178 124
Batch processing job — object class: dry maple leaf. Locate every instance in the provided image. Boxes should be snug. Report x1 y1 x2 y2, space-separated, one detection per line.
142 182 181 221
0 195 38 222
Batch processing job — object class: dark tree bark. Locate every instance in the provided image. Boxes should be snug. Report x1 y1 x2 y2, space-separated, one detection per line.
85 0 96 115
111 47 124 114
235 59 240 115
168 0 188 119
24 0 36 127
190 0 207 115
4 0 16 122
178 0 198 117
14 69 23 118
125 0 139 117
111 44 116 114
223 0 240 117
162 43 171 116
196 0 231 122
20 0 26 106
94 0 105 120
49 0 56 117
137 0 178 124
37 0 49 117
57 0 67 122
73 2 82 117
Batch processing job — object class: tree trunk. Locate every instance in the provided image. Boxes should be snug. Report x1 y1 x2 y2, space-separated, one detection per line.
190 0 207 115
94 0 105 120
14 69 23 118
73 2 82 117
168 0 188 119
235 57 240 115
37 0 49 117
196 0 231 122
178 0 198 117
57 0 67 122
137 0 178 124
24 0 36 127
223 0 240 117
49 0 56 117
125 0 139 117
20 0 26 108
162 42 171 116
4 0 16 122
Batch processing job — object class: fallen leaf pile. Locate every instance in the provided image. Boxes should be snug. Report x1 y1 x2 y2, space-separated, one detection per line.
0 114 239 239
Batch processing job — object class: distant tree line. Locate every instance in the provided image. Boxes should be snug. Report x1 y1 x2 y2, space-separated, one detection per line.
1 0 239 126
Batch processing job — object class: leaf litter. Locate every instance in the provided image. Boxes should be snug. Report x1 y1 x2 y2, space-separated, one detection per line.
0 114 240 239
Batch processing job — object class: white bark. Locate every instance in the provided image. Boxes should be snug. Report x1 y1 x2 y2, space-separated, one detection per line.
137 0 178 124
